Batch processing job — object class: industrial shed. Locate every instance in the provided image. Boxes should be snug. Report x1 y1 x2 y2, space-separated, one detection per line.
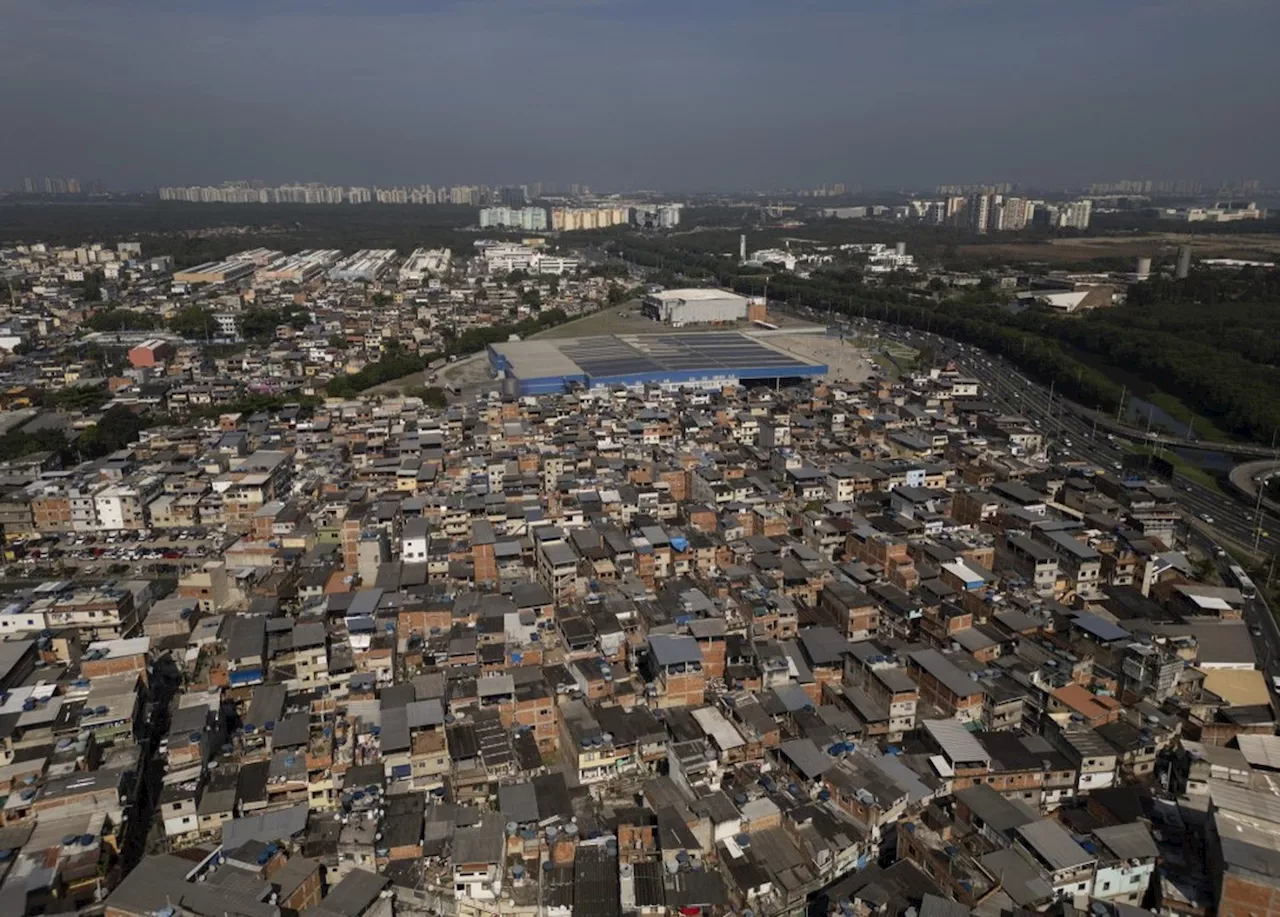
641 288 749 326
488 331 826 395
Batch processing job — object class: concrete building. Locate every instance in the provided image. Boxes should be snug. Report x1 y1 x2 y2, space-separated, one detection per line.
641 289 749 326
128 339 175 368
328 250 398 283
550 206 629 232
479 207 547 231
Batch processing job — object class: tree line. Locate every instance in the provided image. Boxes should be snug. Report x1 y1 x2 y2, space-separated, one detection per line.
606 234 1280 443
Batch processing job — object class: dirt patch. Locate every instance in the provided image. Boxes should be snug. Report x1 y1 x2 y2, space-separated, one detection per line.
757 333 875 385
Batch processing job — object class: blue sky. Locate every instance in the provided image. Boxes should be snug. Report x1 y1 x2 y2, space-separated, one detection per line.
1 0 1277 190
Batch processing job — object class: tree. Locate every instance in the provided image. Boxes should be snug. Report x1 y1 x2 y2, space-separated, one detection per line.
371 291 394 307
79 272 103 303
168 306 215 339
84 308 160 332
521 288 542 310
405 386 448 408
327 334 348 350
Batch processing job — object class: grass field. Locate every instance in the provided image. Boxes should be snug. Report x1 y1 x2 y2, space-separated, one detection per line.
1126 444 1225 493
956 232 1280 266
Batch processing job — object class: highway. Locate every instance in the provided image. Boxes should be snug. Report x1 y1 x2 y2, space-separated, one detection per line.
840 316 1280 555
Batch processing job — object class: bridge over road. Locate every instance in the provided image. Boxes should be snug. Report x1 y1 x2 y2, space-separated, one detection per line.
1230 460 1280 516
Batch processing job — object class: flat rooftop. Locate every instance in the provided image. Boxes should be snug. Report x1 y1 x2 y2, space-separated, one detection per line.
490 331 826 392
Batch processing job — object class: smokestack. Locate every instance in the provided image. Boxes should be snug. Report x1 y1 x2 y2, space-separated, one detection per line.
895 242 906 257
739 234 747 262
1176 245 1192 279
1135 257 1152 280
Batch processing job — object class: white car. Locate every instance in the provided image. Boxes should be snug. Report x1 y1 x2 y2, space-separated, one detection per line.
1200 513 1214 524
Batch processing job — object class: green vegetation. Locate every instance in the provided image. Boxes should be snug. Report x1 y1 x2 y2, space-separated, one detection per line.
182 393 322 420
239 304 310 342
1143 392 1234 444
1126 445 1224 493
0 404 155 464
327 349 434 398
0 201 483 269
84 308 161 332
326 308 570 397
443 308 568 357
48 386 113 412
168 305 216 339
603 234 1280 445
403 386 448 408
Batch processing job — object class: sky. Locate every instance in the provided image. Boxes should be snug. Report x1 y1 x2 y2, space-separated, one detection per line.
2 0 1278 192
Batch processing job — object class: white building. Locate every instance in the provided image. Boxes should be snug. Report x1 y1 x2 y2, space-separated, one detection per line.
478 243 578 276
749 249 797 271
328 249 398 283
479 207 548 232
401 518 429 562
641 289 749 326
1059 199 1093 230
398 248 452 284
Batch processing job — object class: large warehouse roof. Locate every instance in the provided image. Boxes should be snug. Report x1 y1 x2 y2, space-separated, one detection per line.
645 288 747 303
489 331 826 395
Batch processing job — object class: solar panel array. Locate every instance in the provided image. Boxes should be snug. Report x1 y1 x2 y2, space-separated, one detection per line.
558 332 816 380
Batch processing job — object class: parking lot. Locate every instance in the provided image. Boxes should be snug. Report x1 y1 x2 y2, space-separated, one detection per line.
12 527 226 572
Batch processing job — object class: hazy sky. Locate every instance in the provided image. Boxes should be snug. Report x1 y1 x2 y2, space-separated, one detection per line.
2 0 1277 191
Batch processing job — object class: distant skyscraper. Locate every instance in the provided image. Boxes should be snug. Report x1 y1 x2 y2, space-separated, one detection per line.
499 186 527 208
22 177 34 193
967 192 992 234
998 197 1030 231
1059 199 1093 230
67 178 81 194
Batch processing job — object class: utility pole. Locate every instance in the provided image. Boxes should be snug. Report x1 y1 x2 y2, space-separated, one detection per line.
1116 385 1126 423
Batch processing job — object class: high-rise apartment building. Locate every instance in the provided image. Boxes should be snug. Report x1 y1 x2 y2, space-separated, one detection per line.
479 207 548 232
498 187 527 208
997 197 1032 231
1059 199 1093 230
967 193 992 234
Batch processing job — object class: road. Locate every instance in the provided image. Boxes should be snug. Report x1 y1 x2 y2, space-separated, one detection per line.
840 317 1280 556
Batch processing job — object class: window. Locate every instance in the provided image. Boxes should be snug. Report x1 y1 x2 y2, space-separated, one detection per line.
1103 882 1111 891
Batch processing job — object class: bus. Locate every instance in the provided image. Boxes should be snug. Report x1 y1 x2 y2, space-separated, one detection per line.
1228 563 1258 600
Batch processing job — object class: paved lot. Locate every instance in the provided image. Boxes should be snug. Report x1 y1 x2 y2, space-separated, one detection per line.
760 332 876 385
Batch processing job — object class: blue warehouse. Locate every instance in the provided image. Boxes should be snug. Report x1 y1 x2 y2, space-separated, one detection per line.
488 332 828 396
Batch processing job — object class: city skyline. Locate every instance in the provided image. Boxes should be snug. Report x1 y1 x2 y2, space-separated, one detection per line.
13 175 1276 199
3 1 1279 191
